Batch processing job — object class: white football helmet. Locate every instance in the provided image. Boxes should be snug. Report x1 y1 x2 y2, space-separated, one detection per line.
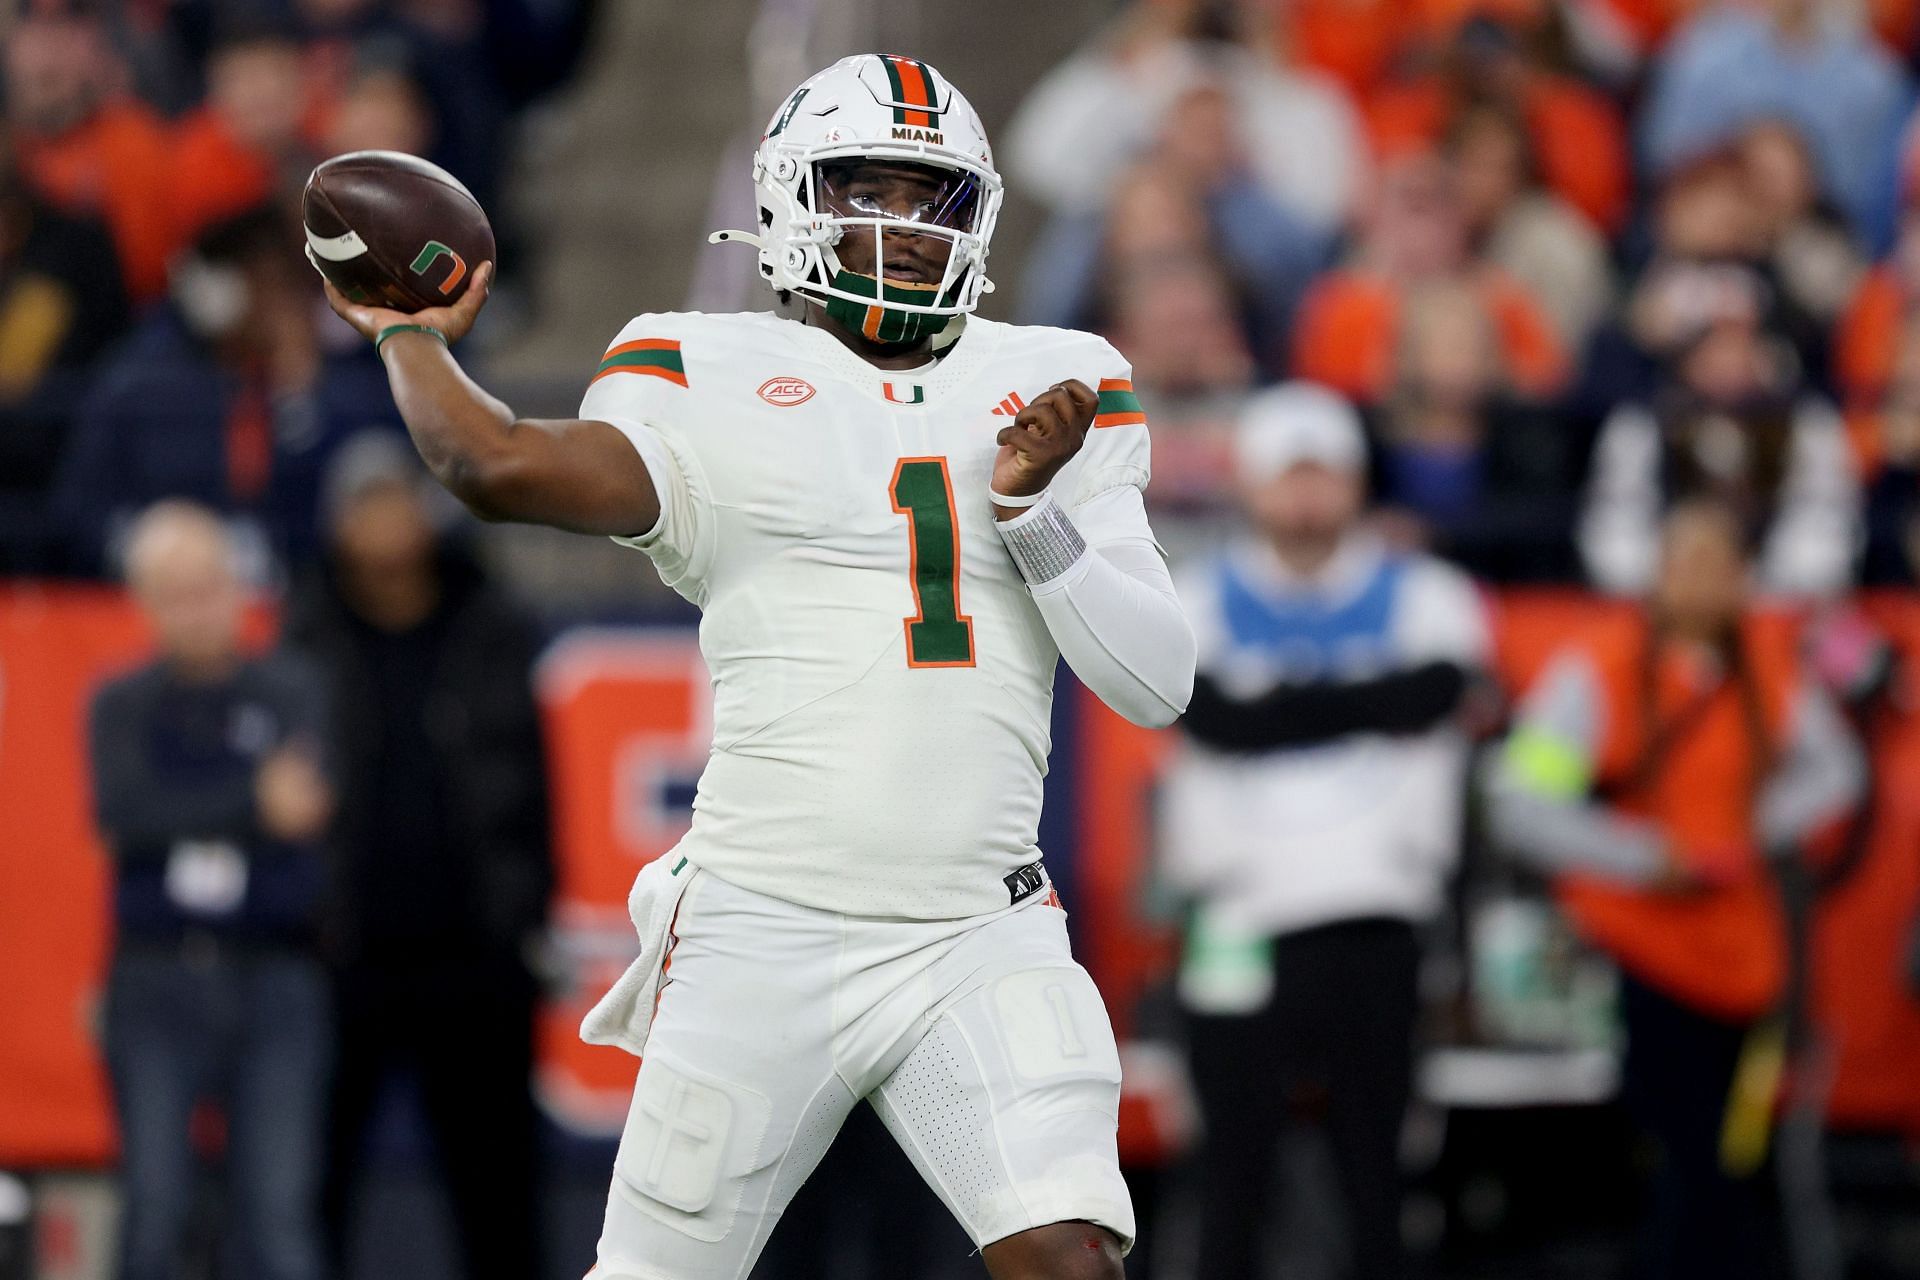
711 54 1003 342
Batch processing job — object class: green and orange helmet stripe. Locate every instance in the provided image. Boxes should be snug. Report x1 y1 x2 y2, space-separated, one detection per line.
880 54 941 127
590 338 687 388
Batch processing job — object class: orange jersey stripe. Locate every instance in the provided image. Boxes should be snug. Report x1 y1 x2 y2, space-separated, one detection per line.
603 337 681 359
589 363 688 388
1093 376 1144 426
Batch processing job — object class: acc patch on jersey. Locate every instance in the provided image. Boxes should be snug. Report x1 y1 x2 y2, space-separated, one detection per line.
757 377 816 406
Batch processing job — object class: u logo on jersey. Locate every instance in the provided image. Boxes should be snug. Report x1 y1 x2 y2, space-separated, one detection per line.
882 382 925 405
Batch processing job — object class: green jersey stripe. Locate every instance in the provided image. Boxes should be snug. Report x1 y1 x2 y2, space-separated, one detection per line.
597 349 685 375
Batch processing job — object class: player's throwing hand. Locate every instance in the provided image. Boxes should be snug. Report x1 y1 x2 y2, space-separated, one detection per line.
992 378 1098 514
323 261 494 349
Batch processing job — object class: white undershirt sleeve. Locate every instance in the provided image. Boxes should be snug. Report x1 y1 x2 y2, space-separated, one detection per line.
997 486 1195 728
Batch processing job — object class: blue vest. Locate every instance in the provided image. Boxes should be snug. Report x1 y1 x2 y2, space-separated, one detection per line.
1215 549 1407 682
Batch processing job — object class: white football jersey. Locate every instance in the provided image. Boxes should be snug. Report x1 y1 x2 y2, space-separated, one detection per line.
578 310 1154 919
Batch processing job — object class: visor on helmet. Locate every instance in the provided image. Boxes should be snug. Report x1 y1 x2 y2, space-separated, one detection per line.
815 159 983 235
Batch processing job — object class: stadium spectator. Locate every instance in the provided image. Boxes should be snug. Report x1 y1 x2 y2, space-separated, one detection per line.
5 1 178 304
1578 261 1860 598
283 435 552 1280
1576 150 1826 421
291 0 514 215
1161 383 1490 1280
1739 119 1867 330
321 61 437 159
86 501 334 1280
0 121 130 572
1005 0 1368 230
168 22 326 245
1486 497 1865 1280
1364 14 1633 236
1368 277 1586 579
1640 0 1910 248
293 0 595 114
1290 150 1568 404
51 206 402 579
1855 309 1920 584
1105 252 1260 395
1258 0 1433 99
1019 90 1328 368
1447 100 1614 352
1835 204 1920 409
1101 256 1260 521
1554 0 1687 78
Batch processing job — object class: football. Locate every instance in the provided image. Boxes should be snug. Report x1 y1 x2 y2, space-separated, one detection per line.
302 150 495 312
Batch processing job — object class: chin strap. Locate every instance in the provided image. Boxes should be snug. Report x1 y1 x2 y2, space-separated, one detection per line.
708 229 765 249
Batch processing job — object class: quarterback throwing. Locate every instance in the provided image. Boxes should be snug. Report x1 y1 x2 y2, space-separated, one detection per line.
321 53 1195 1280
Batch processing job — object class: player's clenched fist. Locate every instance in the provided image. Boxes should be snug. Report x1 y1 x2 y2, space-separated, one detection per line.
991 379 1099 516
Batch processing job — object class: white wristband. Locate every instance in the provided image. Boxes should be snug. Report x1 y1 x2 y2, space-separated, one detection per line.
989 486 1047 510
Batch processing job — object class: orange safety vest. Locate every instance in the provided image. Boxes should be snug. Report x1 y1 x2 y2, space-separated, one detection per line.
1557 616 1801 1022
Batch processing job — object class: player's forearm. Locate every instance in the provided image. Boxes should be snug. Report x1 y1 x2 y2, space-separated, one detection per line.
1481 757 1670 884
998 499 1195 727
378 331 524 515
1038 547 1195 727
377 333 660 534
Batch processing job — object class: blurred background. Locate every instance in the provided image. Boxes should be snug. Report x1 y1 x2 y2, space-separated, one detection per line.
5 0 1920 1277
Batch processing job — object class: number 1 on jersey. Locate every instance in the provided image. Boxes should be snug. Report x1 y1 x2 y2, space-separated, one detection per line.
889 457 976 668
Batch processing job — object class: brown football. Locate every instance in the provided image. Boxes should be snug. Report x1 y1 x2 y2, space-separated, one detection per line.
302 151 494 312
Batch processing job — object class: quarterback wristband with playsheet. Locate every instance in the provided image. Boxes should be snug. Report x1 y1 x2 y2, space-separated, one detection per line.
995 492 1087 585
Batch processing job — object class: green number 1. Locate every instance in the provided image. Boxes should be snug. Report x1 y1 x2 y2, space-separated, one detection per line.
889 457 976 668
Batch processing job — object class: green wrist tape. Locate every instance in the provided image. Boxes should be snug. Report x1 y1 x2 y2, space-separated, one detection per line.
374 323 448 355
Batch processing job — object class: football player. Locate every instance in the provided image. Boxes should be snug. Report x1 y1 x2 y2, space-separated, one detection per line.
320 53 1195 1280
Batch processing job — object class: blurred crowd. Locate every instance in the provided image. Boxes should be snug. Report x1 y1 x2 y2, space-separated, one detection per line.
0 0 595 581
1009 0 1920 599
0 2 588 1279
20 0 1920 1278
1000 1 1920 1277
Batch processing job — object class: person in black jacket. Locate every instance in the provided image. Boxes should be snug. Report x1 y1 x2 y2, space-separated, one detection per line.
1364 277 1586 582
282 434 552 1280
87 501 334 1280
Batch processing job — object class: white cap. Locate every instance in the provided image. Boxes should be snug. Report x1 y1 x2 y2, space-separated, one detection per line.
1234 382 1367 482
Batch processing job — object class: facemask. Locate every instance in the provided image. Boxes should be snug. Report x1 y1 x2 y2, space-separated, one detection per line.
822 270 957 345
